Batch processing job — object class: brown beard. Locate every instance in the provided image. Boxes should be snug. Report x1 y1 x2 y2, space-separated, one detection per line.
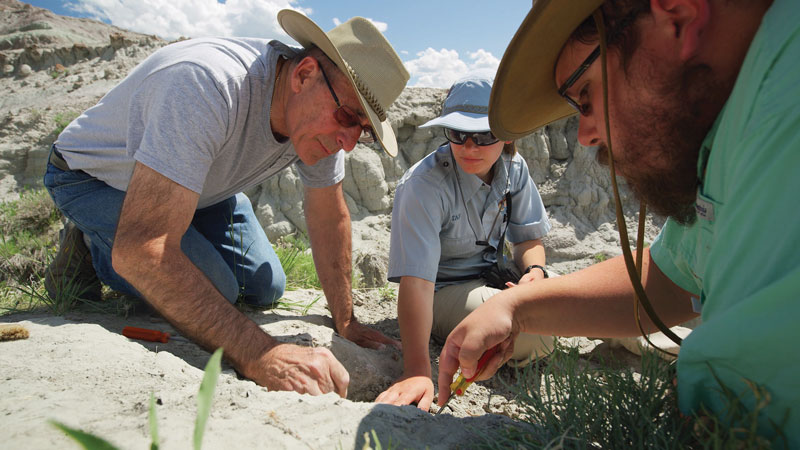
597 61 729 225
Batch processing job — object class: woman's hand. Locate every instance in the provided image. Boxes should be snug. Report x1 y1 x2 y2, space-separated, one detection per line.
505 266 547 288
375 375 435 411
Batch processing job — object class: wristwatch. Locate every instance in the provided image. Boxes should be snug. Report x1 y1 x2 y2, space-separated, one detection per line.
524 264 549 278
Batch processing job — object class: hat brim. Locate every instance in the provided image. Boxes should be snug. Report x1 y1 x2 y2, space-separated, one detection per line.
419 111 490 132
489 0 602 140
278 10 398 157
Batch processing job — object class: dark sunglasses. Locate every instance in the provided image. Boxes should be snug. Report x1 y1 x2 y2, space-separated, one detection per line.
444 128 500 146
557 46 600 116
319 64 376 144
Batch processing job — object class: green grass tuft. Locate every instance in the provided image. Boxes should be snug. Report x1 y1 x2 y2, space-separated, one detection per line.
53 111 79 136
274 234 320 290
272 294 321 315
478 342 782 449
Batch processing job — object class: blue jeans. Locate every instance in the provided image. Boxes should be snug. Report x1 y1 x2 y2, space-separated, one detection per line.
43 148 285 306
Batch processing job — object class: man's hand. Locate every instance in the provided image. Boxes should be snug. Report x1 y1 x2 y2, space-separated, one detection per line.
375 375 434 410
253 342 350 397
436 295 517 407
337 318 400 351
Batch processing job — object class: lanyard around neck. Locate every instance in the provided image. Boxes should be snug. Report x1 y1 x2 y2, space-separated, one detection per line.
449 145 511 248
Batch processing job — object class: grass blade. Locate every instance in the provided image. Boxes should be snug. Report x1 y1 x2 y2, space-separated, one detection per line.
50 420 119 450
194 348 223 450
149 393 160 450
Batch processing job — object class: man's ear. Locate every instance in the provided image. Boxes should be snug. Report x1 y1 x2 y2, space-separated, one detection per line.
290 56 319 93
651 0 710 61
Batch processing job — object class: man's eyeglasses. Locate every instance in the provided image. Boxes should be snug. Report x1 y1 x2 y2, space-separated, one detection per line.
557 46 600 116
318 64 376 144
444 128 500 146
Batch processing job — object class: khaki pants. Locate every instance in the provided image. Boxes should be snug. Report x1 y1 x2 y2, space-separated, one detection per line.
432 279 556 365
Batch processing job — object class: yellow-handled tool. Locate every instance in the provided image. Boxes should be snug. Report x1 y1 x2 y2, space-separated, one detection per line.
436 344 501 415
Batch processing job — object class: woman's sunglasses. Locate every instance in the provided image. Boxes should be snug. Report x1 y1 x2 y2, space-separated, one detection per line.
444 128 500 146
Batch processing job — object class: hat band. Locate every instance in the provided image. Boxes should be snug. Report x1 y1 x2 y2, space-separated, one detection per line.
344 61 387 122
441 104 489 116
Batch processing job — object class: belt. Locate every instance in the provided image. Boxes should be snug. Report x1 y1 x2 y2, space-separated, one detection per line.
49 148 71 171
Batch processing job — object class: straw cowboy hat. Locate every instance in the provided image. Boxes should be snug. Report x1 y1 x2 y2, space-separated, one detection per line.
489 0 603 140
278 9 409 157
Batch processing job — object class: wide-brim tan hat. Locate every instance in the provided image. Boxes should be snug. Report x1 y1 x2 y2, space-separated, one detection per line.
489 0 602 140
278 10 409 157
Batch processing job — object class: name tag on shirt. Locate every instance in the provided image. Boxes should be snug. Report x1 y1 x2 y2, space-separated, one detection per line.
695 193 715 221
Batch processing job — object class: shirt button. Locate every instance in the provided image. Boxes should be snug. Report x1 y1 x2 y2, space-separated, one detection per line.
443 162 449 167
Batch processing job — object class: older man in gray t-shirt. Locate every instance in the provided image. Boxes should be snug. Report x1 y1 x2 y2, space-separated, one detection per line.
43 11 408 396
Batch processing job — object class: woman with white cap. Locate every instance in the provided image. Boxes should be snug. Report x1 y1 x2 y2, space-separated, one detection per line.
376 75 555 410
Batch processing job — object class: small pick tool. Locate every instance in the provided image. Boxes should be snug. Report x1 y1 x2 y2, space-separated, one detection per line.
436 344 500 415
122 326 189 343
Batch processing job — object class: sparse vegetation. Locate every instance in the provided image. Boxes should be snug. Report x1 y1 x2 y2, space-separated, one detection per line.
0 188 61 313
53 111 79 136
274 234 320 290
377 283 396 301
593 252 608 263
0 188 137 316
273 294 321 315
478 343 781 449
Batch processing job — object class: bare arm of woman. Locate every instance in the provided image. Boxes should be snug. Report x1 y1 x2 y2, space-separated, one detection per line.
510 238 546 285
375 276 437 410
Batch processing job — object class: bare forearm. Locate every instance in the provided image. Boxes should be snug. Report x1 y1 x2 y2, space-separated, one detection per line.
114 244 274 376
498 250 696 338
304 186 354 330
397 277 435 376
512 239 545 272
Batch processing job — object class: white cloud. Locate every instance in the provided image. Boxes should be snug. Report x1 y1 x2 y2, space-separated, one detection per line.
468 49 500 72
404 47 500 88
65 0 310 41
333 16 387 32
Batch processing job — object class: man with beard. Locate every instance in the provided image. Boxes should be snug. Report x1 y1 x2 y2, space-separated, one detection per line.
437 0 799 444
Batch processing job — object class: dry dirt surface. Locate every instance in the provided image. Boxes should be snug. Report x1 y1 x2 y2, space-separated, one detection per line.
0 286 643 449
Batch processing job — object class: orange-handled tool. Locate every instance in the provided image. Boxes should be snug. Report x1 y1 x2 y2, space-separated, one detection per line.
122 326 188 343
436 344 501 415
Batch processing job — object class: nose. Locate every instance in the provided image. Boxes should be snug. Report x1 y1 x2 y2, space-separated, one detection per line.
463 137 479 150
577 114 602 147
337 126 361 152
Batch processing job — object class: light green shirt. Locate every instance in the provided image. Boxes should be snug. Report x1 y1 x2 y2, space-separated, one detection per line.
649 0 800 445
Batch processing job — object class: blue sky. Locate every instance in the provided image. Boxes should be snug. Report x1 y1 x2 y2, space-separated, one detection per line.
22 0 532 87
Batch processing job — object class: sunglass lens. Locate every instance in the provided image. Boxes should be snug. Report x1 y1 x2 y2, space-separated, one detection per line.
444 128 466 144
445 129 498 146
334 106 360 128
472 131 498 146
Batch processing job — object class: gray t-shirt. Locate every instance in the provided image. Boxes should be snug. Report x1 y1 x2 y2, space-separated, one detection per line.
56 37 345 209
388 144 551 288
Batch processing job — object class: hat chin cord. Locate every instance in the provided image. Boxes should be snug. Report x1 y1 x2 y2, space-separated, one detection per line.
593 10 681 356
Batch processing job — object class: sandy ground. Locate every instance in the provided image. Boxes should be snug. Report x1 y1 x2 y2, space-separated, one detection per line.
0 286 647 449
